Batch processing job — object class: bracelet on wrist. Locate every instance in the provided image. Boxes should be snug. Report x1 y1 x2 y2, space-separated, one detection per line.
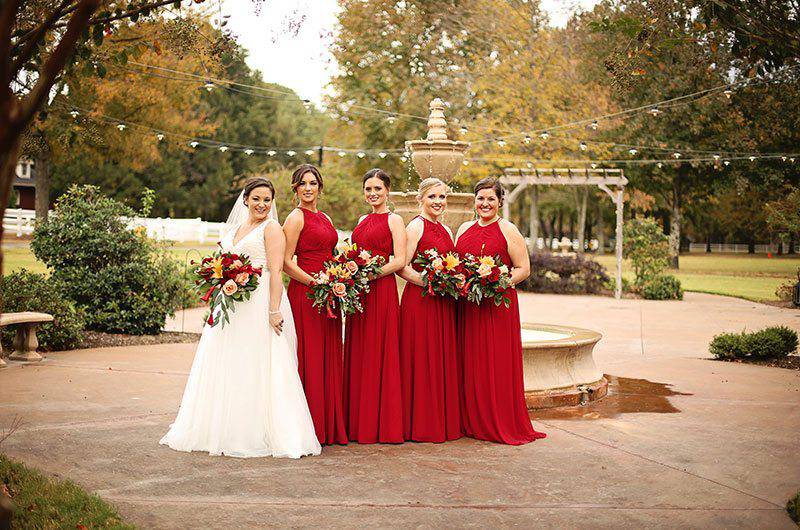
269 310 281 315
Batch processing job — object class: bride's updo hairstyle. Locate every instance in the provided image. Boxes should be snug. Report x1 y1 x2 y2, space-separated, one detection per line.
290 164 323 193
473 177 505 207
242 176 275 203
416 177 449 203
362 168 391 189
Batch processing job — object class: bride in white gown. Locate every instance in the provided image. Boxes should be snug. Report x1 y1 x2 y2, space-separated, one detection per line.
160 177 321 458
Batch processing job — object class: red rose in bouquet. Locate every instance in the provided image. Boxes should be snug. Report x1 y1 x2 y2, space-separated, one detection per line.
413 248 465 299
461 253 513 307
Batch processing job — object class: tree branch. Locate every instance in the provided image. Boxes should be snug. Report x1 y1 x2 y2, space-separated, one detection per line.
10 0 74 80
12 0 101 131
0 0 24 87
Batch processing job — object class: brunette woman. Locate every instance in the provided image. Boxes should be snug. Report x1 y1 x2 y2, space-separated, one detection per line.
283 164 348 445
454 177 546 445
343 168 406 443
398 177 462 442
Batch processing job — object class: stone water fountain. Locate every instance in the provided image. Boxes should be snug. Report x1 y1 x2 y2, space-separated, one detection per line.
394 98 607 410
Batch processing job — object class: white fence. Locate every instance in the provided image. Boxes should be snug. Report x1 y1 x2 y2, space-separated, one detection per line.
688 243 773 253
3 208 227 243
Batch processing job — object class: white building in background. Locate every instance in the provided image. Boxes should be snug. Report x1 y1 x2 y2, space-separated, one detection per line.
13 158 37 209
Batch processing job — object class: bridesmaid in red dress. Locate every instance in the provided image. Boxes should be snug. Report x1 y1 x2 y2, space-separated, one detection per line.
455 178 546 445
283 164 348 445
343 168 406 443
398 177 462 442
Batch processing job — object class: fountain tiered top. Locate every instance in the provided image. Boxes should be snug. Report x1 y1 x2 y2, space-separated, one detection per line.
404 98 469 182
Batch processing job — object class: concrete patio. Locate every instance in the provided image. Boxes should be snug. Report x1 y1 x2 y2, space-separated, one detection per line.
1 292 799 528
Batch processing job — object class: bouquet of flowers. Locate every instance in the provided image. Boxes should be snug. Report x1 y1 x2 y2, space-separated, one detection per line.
193 248 262 328
308 240 385 318
413 248 466 299
461 253 514 307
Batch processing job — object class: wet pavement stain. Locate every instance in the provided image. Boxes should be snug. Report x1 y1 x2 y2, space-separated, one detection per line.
531 375 692 421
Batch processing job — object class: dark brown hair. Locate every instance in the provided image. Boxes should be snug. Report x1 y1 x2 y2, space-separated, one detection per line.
290 164 323 193
362 168 391 189
473 177 505 206
242 176 275 201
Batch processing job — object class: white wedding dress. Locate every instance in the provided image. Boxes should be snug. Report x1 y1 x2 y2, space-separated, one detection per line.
160 218 321 458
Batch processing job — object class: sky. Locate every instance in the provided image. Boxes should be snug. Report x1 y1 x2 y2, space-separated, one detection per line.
222 0 600 106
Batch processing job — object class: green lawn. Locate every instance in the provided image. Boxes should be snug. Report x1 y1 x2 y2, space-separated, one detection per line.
0 453 134 529
595 253 799 302
4 242 798 303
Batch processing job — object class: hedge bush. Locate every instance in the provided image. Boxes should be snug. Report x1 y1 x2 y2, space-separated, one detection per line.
522 251 609 294
709 326 798 360
31 185 187 335
788 490 800 525
641 274 683 300
623 217 670 286
0 270 85 351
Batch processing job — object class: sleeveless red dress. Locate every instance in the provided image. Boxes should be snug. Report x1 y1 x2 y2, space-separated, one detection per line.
343 212 403 443
455 220 546 445
287 208 348 445
399 217 462 442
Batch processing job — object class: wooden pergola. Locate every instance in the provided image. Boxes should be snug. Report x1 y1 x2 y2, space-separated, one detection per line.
500 168 627 299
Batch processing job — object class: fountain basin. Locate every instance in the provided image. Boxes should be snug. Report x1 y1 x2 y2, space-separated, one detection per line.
389 191 474 236
521 323 607 409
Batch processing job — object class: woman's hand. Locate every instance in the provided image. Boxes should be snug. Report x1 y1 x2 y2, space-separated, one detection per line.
269 310 284 335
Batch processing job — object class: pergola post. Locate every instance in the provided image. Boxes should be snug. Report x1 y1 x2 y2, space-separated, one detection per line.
614 186 624 300
529 185 539 250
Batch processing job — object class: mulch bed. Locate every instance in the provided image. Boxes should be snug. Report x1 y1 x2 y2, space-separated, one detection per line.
716 356 800 371
77 330 200 349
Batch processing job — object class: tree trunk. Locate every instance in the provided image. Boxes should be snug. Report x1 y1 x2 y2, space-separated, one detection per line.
669 173 682 269
576 188 588 255
34 149 51 221
789 233 796 255
557 212 563 240
748 237 755 254
596 200 605 254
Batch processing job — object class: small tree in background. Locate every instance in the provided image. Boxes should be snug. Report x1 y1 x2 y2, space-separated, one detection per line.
31 185 186 334
623 217 670 286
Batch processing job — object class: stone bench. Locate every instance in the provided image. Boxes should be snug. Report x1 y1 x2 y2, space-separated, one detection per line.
0 312 54 367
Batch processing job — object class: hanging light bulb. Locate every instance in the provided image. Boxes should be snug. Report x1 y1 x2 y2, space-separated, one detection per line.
204 81 215 92
713 154 720 161
579 141 587 151
400 155 408 162
526 161 533 169
69 110 79 118
657 162 663 168
791 158 796 163
156 133 165 141
267 150 276 156
190 141 199 148
302 99 312 109
116 123 126 131
462 159 469 166
523 134 532 144
781 156 787 162
588 120 598 130
379 152 387 158
286 150 296 157
357 151 366 158
386 115 396 124
459 125 468 135
648 106 662 117
590 163 598 169
724 160 730 166
749 156 756 161
628 148 638 155
723 87 733 99
496 138 506 147
338 150 346 157
673 152 682 159
244 149 254 155
219 145 228 152
539 131 550 140
304 149 315 156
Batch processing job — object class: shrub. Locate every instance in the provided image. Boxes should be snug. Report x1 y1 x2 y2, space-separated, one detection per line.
641 274 683 300
623 217 670 286
0 270 84 351
31 185 186 335
709 326 798 360
522 251 609 294
788 490 800 525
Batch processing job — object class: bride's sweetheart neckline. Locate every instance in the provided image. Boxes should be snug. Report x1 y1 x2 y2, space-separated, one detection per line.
232 219 269 247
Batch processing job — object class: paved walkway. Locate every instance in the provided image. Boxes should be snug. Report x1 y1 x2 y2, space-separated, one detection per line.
1 292 799 528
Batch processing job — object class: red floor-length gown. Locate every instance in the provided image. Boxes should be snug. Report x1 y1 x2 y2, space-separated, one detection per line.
455 220 546 445
287 208 348 445
399 217 462 442
343 212 403 443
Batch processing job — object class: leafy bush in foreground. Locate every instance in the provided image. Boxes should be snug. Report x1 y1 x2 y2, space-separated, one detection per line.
709 326 798 360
